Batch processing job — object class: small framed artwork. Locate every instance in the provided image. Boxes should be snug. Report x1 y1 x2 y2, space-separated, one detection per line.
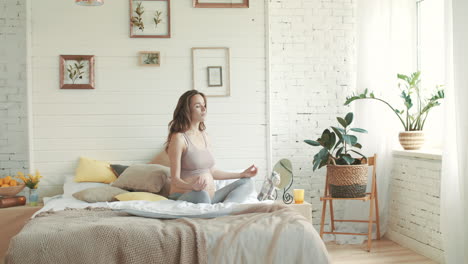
130 0 171 38
59 55 95 89
192 47 230 97
207 66 222 87
193 0 248 8
139 51 160 66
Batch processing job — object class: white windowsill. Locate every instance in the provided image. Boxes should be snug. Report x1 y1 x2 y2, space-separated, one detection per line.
393 148 442 160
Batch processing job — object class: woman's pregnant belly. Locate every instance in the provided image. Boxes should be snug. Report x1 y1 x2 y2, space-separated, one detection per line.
170 172 215 198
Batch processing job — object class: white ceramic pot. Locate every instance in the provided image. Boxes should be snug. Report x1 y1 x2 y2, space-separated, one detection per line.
398 131 425 150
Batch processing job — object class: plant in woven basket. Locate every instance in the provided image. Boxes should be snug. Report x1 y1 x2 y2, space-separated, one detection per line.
304 112 368 171
344 71 444 131
304 112 369 198
345 71 444 150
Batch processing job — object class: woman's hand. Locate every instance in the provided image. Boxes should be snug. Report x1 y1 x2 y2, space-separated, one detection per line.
192 176 208 191
240 164 258 178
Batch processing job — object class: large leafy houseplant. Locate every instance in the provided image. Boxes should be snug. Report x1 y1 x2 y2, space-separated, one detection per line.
304 112 369 198
304 112 368 171
344 71 444 131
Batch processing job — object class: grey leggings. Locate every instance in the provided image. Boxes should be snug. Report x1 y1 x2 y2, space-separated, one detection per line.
168 178 255 204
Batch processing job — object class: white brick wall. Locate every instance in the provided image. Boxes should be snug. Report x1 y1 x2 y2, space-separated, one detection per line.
387 153 444 263
269 0 356 228
0 0 29 177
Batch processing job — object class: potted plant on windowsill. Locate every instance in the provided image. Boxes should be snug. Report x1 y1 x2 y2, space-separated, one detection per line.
304 112 369 198
344 71 444 150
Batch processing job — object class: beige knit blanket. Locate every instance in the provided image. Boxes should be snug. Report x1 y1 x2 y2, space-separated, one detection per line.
6 204 320 264
6 207 207 264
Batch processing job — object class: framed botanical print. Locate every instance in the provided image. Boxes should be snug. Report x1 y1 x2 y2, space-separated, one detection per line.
59 55 95 89
193 0 248 8
139 51 160 66
192 47 230 97
130 0 171 38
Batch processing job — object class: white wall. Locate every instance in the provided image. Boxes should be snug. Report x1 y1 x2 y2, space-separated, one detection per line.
387 153 444 263
269 0 356 226
0 0 29 177
30 0 267 197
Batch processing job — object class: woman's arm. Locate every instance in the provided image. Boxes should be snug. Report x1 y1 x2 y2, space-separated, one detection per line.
211 165 258 180
168 133 206 191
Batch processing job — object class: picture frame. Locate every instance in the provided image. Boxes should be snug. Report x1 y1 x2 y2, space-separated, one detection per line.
139 51 160 66
193 0 248 8
207 66 223 87
192 47 230 97
130 0 171 38
59 55 95 89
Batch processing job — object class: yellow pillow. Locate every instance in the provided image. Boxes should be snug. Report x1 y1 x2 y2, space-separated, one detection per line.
74 157 117 183
114 192 168 202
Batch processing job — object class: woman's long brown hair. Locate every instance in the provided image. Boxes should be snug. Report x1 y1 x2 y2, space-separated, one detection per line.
165 90 207 151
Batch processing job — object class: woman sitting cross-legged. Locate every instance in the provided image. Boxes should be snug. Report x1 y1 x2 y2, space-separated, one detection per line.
166 90 257 204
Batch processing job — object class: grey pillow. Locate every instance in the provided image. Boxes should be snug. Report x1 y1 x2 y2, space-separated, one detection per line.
111 164 170 194
110 164 129 176
72 186 128 203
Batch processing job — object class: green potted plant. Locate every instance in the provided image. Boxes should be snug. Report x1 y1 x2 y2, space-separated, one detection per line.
304 112 369 198
344 71 444 150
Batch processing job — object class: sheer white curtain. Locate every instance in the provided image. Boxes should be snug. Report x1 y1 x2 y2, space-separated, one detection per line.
334 0 415 244
440 0 467 263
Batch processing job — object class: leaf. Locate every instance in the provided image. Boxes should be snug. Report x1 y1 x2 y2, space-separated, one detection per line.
345 112 354 125
326 132 336 150
350 128 368 133
342 135 358 145
353 143 362 149
337 117 347 128
318 147 329 160
304 139 320 146
313 158 321 171
342 155 355 165
336 146 344 157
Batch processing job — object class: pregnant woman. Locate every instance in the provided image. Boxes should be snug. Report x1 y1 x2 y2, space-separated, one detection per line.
166 90 257 204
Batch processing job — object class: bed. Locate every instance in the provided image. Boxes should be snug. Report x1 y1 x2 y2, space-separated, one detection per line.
5 177 331 264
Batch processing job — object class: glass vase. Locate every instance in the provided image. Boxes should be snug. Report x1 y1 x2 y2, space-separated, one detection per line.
28 188 39 206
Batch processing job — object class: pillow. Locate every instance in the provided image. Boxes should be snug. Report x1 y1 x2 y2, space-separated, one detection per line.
72 186 129 203
114 192 167 202
63 175 109 198
111 164 170 193
148 151 171 167
110 164 129 177
75 157 117 183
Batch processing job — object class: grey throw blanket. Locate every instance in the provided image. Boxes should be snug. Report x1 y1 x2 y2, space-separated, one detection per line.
6 207 207 264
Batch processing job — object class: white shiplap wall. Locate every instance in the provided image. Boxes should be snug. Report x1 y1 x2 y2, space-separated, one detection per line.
31 0 267 197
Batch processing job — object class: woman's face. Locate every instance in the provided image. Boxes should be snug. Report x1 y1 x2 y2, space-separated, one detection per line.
190 94 207 122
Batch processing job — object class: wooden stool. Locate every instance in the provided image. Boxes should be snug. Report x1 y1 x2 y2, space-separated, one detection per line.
319 154 380 252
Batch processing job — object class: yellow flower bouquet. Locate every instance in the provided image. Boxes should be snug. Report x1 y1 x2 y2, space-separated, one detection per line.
16 170 42 189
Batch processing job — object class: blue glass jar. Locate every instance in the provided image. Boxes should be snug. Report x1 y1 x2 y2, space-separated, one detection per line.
28 188 39 206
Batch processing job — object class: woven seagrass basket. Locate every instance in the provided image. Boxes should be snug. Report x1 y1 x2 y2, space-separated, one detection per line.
326 164 368 198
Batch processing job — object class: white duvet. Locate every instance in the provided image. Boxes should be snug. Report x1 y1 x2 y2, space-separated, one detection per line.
35 191 266 219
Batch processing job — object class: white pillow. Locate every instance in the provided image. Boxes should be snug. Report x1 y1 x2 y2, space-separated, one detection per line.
62 175 108 198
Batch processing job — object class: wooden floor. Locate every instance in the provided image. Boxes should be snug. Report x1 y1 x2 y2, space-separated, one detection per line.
326 238 438 264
